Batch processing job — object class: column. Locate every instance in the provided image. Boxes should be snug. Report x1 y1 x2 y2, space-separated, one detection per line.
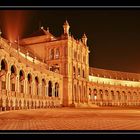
24 78 27 94
6 72 10 92
16 76 19 93
32 81 35 95
46 85 48 97
52 85 55 97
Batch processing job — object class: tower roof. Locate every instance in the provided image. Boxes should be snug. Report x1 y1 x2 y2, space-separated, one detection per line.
63 20 69 26
19 27 57 46
82 33 87 38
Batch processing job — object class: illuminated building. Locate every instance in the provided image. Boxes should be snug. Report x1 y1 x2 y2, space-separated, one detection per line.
0 20 140 111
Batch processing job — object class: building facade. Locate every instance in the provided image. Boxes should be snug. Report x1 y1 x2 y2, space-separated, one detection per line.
0 20 140 111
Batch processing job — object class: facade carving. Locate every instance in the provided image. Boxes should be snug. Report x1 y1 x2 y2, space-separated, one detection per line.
0 20 140 111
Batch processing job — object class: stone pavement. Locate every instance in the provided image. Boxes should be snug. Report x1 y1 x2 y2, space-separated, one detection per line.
0 107 140 130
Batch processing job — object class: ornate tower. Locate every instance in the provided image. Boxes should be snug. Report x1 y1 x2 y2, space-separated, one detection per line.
61 20 90 107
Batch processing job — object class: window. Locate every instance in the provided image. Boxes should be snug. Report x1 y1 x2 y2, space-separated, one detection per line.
73 66 76 78
1 81 6 90
50 49 54 60
20 85 24 93
78 68 80 77
74 51 77 59
11 83 15 91
55 48 60 59
83 70 84 78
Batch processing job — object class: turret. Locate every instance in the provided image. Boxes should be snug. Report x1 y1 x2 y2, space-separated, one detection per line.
82 33 87 46
63 20 70 35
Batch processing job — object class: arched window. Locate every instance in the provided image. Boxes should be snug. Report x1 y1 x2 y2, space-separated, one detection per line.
27 73 32 94
83 70 84 78
73 66 76 78
35 77 39 95
0 59 8 90
19 70 25 93
50 49 54 60
89 88 91 99
55 48 60 59
111 90 115 100
42 79 46 96
48 81 52 97
55 82 59 97
10 65 17 92
1 59 7 71
78 68 80 77
117 91 121 100
74 51 77 59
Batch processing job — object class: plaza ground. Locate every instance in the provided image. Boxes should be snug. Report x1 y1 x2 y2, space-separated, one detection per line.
0 107 140 130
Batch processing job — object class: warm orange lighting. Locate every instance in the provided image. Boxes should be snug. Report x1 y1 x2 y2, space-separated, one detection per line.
1 10 29 42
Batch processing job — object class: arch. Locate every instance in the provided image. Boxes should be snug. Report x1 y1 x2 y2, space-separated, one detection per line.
99 89 103 100
27 73 32 94
134 92 137 101
55 48 60 59
50 49 54 60
42 79 46 96
19 70 25 81
1 59 8 71
122 91 127 101
93 89 97 100
73 66 76 78
78 68 80 76
11 65 17 75
19 70 25 93
117 91 121 101
105 90 109 100
82 69 85 78
111 90 115 100
89 88 92 100
48 81 52 97
74 51 77 59
55 82 59 97
35 76 39 95
0 59 8 90
10 65 17 92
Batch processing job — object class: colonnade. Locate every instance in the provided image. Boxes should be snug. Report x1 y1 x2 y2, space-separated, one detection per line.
88 86 140 106
0 58 62 111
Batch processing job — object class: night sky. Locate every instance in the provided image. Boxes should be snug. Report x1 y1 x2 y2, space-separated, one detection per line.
0 9 140 73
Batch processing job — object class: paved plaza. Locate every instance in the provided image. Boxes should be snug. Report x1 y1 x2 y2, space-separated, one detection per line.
0 107 140 130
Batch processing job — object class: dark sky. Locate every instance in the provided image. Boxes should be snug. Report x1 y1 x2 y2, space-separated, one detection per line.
1 9 140 73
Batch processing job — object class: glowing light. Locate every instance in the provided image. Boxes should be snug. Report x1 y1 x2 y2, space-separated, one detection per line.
1 10 29 42
89 75 140 87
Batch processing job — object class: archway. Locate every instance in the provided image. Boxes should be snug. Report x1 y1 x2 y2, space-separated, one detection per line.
48 81 52 97
27 73 32 95
0 59 8 91
10 65 17 92
42 79 46 96
55 82 59 97
19 70 25 93
35 76 39 96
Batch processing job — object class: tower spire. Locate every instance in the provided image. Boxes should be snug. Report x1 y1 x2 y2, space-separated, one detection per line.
82 33 87 46
63 20 70 35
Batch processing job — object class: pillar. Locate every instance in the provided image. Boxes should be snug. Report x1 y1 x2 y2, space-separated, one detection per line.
24 78 27 94
16 76 19 93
